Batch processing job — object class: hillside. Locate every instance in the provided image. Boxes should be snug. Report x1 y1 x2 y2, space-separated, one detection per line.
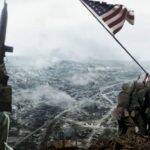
5 57 143 149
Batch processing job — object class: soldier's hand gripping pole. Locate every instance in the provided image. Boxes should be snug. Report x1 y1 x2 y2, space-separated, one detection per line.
143 73 149 85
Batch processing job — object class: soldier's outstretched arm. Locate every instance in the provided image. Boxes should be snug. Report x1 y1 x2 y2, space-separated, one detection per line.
143 73 149 85
147 74 150 82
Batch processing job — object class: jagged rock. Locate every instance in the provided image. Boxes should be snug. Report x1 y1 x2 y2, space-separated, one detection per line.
88 133 150 150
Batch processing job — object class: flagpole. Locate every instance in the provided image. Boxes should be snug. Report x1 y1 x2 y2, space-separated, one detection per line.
79 0 148 74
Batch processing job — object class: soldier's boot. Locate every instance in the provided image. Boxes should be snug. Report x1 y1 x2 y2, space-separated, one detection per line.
118 119 128 136
125 117 135 136
118 119 124 136
0 112 13 150
118 127 124 136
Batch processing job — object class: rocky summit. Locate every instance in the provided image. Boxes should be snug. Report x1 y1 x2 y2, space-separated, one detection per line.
6 56 148 150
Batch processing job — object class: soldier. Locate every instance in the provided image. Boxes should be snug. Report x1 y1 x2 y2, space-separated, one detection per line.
144 75 150 134
128 74 148 135
0 112 13 150
116 83 134 136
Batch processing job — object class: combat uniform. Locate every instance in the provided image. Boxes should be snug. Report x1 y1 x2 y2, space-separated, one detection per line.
117 83 134 136
0 112 13 150
129 82 147 135
144 81 150 134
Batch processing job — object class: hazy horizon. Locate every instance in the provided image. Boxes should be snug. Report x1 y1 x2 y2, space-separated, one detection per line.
2 0 150 62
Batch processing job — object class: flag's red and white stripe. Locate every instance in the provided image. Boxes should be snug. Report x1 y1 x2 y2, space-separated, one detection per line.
101 5 134 34
81 0 135 34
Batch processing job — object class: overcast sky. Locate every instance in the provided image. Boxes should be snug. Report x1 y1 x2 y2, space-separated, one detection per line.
2 0 150 61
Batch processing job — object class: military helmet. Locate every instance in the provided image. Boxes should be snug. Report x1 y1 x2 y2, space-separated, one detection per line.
135 82 145 90
122 83 130 91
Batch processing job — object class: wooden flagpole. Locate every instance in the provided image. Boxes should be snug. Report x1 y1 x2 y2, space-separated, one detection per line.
79 0 148 74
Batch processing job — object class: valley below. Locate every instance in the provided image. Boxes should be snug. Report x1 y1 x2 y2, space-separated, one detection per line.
6 57 143 149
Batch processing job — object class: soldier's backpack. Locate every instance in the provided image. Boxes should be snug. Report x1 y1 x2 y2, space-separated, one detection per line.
0 85 12 112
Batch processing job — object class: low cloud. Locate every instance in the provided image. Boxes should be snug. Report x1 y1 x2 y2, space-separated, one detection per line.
5 0 150 61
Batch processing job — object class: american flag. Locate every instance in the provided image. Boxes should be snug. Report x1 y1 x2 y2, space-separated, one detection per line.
81 0 134 34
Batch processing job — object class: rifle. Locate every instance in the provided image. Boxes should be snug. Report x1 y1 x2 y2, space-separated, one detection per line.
0 2 13 112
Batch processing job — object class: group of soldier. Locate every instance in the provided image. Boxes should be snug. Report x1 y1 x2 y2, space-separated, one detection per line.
115 73 150 136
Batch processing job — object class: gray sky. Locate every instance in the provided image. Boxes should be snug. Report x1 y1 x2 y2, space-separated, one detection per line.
3 0 150 61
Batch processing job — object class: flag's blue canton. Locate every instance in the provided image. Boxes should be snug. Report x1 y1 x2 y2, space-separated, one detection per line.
83 0 114 16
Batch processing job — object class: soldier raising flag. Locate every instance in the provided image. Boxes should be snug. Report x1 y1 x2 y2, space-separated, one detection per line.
79 0 150 137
